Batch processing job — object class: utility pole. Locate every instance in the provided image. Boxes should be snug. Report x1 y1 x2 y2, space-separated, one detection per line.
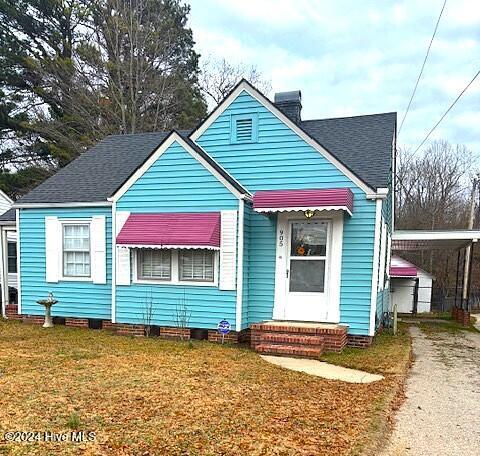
462 176 478 306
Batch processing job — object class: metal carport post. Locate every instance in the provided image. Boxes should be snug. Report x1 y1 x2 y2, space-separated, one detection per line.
392 230 480 325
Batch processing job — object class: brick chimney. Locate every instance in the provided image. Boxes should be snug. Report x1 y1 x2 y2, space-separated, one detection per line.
274 90 302 124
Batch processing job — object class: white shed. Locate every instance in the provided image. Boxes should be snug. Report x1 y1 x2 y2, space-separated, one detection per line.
390 255 434 314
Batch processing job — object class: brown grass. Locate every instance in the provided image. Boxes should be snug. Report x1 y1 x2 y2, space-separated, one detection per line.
322 325 412 455
0 321 411 455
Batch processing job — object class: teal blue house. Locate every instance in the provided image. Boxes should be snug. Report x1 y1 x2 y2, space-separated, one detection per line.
12 80 395 354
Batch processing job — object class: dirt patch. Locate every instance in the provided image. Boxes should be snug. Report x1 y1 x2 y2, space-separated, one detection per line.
382 326 480 455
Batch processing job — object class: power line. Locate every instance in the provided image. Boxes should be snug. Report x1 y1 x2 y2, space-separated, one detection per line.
398 0 447 135
412 69 480 155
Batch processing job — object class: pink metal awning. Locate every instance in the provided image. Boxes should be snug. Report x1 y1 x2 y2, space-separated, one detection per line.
116 212 221 249
390 255 417 278
253 188 354 215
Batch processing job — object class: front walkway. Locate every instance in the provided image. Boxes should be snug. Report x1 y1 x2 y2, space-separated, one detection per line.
383 325 480 455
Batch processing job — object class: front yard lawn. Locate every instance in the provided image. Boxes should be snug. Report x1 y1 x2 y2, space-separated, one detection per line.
0 321 410 455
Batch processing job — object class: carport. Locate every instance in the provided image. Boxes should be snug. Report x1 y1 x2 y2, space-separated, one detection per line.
392 230 480 325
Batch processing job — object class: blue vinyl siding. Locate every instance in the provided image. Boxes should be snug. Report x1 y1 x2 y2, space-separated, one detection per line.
197 90 377 335
245 208 277 325
19 207 112 319
116 140 239 329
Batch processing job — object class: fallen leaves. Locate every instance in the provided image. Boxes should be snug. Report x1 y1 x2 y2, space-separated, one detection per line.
0 321 411 455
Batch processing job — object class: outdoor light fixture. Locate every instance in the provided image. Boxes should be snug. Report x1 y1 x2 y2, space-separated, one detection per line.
304 209 315 219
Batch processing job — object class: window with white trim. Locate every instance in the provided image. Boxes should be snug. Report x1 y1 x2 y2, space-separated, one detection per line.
7 241 17 274
135 248 216 285
63 224 90 277
179 250 214 282
138 249 171 280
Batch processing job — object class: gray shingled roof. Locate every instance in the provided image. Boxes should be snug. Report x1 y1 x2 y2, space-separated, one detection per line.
0 207 15 223
17 112 396 204
300 112 396 189
17 131 179 204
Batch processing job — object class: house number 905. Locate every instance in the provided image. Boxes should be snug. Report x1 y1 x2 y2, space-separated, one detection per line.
279 229 284 247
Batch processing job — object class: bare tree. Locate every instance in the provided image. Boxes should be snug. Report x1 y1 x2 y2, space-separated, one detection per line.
173 289 191 341
395 140 475 288
142 288 155 337
396 141 471 231
199 55 271 108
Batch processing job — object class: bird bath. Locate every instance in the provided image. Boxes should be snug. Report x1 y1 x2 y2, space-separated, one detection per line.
37 292 58 328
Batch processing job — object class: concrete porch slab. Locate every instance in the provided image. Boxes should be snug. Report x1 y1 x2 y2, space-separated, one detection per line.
261 355 384 384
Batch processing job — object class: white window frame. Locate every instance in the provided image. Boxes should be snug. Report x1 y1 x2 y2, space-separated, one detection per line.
7 241 17 274
137 249 172 281
133 248 219 287
60 220 92 282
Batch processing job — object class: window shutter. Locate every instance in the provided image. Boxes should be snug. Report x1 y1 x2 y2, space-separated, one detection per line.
91 216 106 284
219 210 237 290
116 246 131 285
116 211 130 285
45 216 61 283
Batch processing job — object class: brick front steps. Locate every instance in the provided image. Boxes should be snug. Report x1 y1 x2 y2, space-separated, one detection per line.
250 321 349 359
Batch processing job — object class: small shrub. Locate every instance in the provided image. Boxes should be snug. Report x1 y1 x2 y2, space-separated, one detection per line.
67 412 81 430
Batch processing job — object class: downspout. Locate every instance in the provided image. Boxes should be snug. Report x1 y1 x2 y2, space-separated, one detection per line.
369 198 383 336
235 196 246 332
0 227 7 318
16 209 21 315
111 201 116 323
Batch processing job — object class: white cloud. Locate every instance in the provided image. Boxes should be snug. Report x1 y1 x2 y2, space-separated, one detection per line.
189 0 480 157
444 0 480 26
392 3 408 24
367 10 382 24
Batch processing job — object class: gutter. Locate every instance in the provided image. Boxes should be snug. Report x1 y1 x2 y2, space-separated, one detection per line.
366 188 389 200
13 201 112 209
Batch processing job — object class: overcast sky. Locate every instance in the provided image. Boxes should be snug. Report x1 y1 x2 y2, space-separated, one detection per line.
188 0 479 159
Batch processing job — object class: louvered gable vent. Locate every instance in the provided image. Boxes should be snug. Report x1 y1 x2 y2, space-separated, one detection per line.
236 118 253 141
231 114 258 143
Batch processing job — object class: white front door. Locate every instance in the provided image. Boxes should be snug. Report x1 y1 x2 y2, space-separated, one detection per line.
284 220 329 321
273 212 343 323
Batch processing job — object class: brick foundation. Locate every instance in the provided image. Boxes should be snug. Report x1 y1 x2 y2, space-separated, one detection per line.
347 335 374 348
207 330 240 343
22 315 44 325
5 303 22 320
114 324 145 337
101 320 116 331
65 318 89 328
159 327 191 340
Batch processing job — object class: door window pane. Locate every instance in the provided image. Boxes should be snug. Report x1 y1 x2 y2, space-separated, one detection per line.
289 259 325 292
291 222 327 257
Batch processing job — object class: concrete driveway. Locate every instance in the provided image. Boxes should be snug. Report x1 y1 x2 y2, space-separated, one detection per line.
383 324 480 456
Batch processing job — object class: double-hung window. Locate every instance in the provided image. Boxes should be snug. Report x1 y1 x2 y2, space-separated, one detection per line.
7 241 17 274
138 249 171 280
63 224 90 277
136 249 215 284
179 250 214 282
